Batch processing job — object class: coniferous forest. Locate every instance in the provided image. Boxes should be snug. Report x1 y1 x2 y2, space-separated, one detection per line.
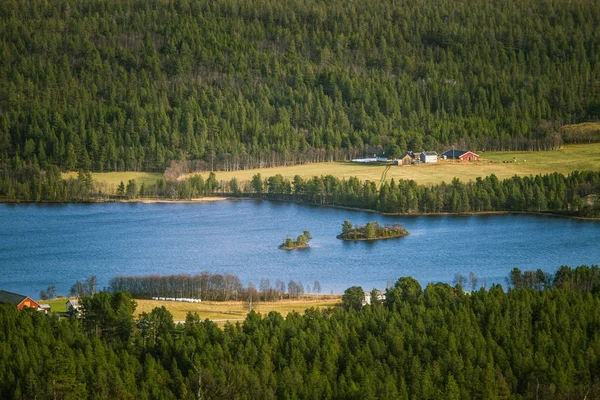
1 0 600 174
2 0 600 397
1 265 600 399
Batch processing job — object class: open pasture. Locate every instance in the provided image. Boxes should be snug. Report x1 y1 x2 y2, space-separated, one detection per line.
135 296 341 322
62 171 163 188
190 143 600 186
63 143 600 188
39 296 342 323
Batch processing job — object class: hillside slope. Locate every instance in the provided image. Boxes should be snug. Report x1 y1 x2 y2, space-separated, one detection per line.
1 0 599 172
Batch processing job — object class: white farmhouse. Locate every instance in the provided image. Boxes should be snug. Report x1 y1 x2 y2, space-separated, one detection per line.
420 151 438 163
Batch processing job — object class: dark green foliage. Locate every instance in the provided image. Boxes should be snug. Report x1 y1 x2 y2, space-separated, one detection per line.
279 230 312 249
80 291 136 343
3 265 600 398
342 286 365 310
1 0 599 174
232 170 600 218
338 220 409 240
0 162 96 202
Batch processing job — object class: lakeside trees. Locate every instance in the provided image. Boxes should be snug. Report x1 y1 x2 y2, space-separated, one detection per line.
279 230 312 250
338 221 409 240
238 170 600 218
3 166 599 218
2 265 600 398
108 273 313 302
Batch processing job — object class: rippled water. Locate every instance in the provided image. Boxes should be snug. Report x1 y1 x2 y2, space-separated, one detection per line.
1 201 599 297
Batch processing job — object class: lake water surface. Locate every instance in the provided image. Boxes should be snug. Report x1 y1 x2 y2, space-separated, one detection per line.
1 201 599 297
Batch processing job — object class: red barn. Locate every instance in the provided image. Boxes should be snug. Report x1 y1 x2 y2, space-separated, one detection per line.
0 290 41 311
442 149 480 161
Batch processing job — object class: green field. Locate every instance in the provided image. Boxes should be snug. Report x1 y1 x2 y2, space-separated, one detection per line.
191 143 600 186
65 144 600 189
38 296 342 323
62 171 163 188
136 296 341 322
40 298 68 313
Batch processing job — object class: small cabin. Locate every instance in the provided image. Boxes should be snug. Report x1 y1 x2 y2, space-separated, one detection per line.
396 152 417 166
363 290 386 306
420 151 438 163
66 299 81 316
38 304 51 314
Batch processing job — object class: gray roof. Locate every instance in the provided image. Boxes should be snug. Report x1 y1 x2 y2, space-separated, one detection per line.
442 149 468 157
0 290 28 306
422 151 438 156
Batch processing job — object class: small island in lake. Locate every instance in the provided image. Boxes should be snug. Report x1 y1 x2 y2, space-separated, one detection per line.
279 231 312 250
337 220 409 241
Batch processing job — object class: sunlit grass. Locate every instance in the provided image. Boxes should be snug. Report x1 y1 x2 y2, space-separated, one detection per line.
183 143 600 186
39 297 69 313
62 143 600 189
135 295 342 322
62 171 163 188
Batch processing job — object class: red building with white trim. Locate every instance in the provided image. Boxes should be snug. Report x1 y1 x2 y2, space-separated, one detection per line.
0 290 41 311
442 149 480 161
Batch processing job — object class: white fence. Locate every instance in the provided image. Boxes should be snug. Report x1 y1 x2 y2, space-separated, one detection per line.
152 297 201 303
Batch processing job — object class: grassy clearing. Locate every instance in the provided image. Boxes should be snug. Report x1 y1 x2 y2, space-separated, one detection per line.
182 143 600 186
135 295 342 322
63 143 600 188
39 298 68 313
38 296 342 323
62 171 163 188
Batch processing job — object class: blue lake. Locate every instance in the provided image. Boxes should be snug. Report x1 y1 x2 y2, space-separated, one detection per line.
1 200 599 298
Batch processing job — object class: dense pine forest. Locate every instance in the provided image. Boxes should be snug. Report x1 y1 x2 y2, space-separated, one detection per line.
1 0 600 174
1 265 600 399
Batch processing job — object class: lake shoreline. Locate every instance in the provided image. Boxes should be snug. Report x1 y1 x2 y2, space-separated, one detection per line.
252 197 600 222
1 196 598 221
278 244 310 250
336 233 410 241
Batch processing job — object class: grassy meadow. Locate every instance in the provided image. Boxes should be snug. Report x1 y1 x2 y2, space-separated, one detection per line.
62 143 600 189
40 298 68 313
39 296 342 323
190 143 600 186
62 171 163 188
135 296 342 322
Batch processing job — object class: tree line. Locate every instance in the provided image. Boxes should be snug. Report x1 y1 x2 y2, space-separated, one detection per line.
108 273 318 302
3 159 600 219
228 170 600 217
2 0 600 175
2 265 600 398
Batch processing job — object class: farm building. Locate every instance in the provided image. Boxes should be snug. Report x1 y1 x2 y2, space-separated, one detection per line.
395 152 417 165
66 299 81 316
363 290 386 306
420 151 438 163
0 290 41 311
442 149 480 161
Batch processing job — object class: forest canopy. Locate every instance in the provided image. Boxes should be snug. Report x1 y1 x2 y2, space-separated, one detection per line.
1 0 600 173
